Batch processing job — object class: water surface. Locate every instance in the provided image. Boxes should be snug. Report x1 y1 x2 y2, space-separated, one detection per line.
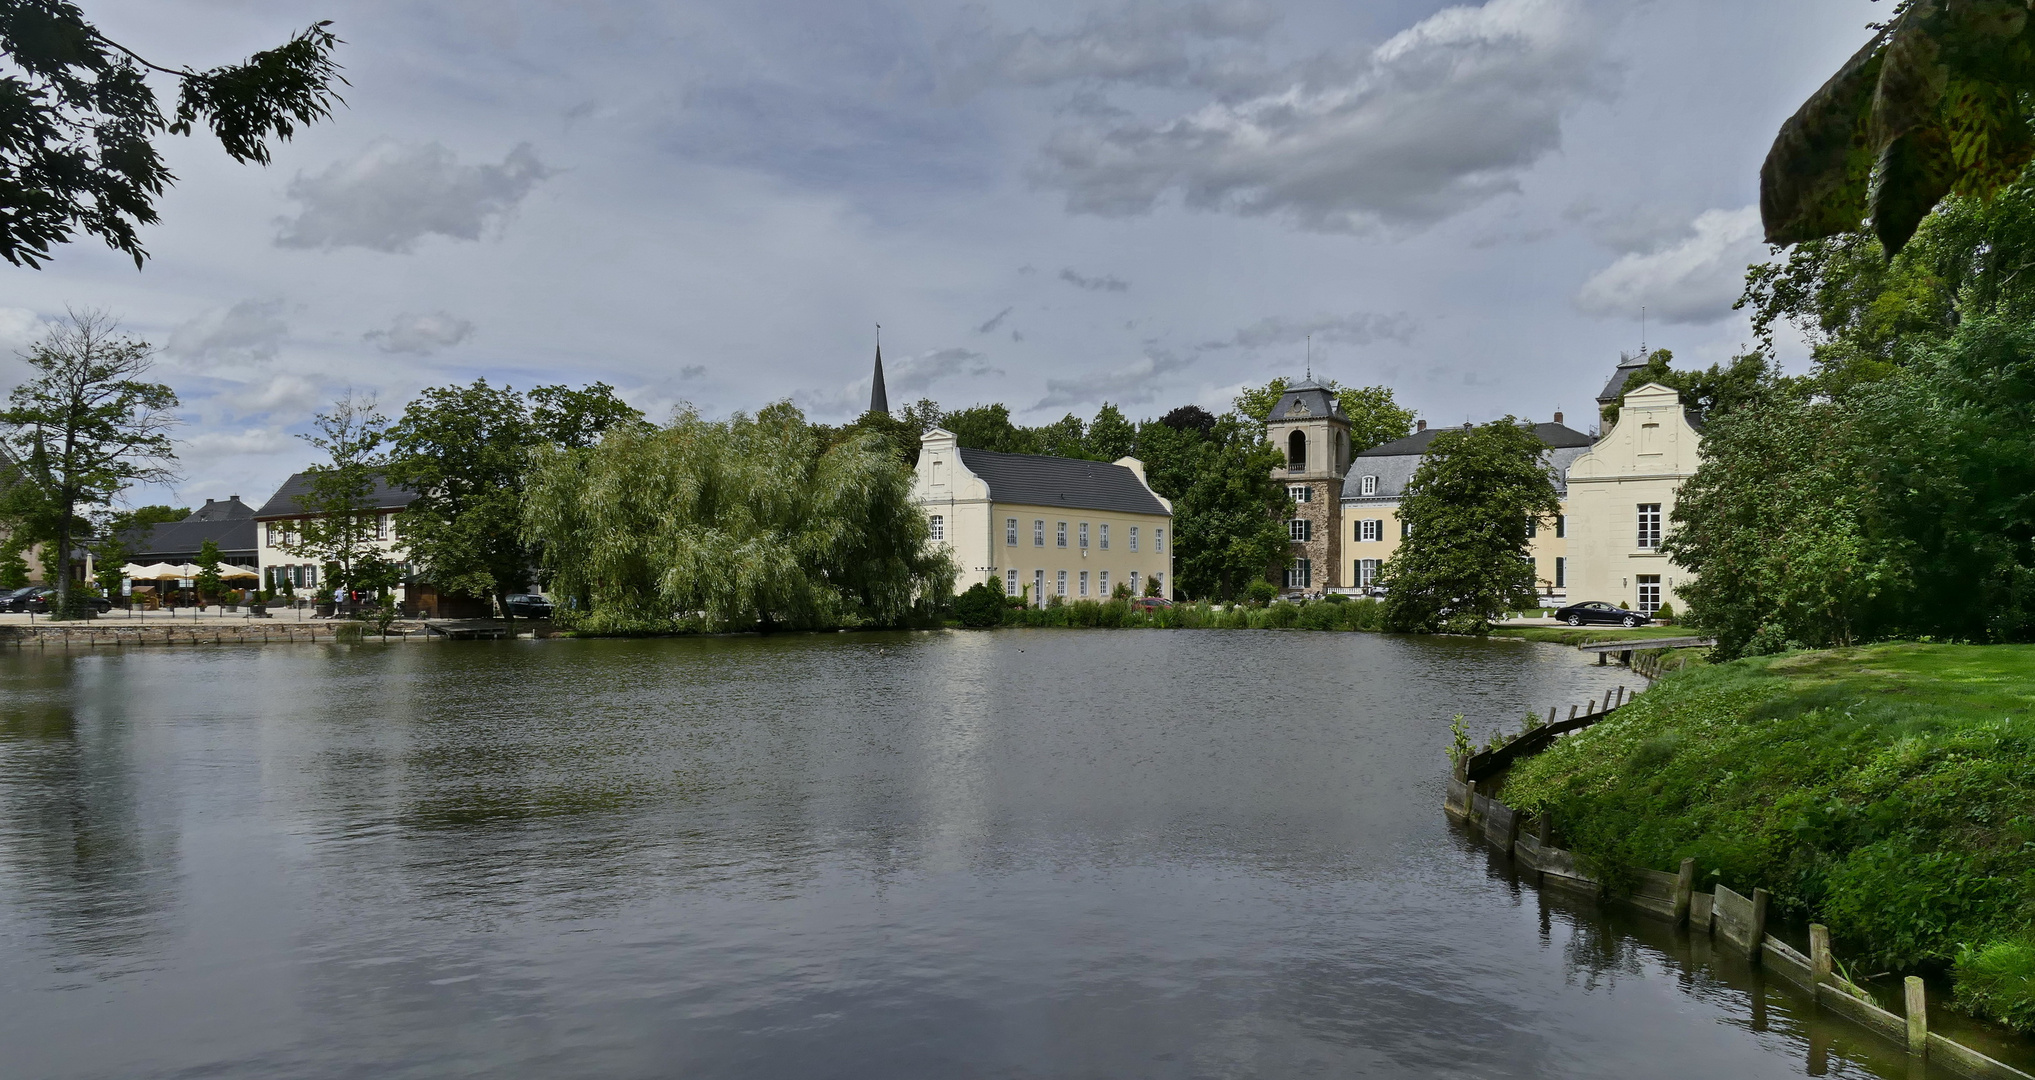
0 629 1995 1077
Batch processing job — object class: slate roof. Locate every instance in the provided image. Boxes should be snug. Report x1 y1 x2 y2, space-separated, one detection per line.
1597 353 1652 404
1267 377 1346 422
956 447 1169 516
121 517 258 561
1346 421 1597 501
253 472 419 519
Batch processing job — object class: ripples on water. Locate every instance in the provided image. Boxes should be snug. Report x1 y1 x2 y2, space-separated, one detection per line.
0 630 1990 1078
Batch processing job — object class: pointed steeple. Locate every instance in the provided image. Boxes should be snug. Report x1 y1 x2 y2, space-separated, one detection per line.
869 327 889 415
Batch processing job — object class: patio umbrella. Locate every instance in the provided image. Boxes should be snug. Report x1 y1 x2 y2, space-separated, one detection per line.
126 562 184 578
217 566 259 579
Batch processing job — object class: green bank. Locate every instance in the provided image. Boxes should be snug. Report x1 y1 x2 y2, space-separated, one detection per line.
1498 643 2035 1030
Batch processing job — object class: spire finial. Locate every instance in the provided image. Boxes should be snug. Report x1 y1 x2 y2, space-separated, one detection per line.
1306 333 1312 381
869 324 889 416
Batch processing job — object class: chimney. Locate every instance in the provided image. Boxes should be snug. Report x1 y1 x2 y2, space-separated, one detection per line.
1553 411 1564 425
1416 419 1426 432
204 498 215 506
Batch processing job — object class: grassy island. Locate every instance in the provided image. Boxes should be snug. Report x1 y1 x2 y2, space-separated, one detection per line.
1500 643 2035 1029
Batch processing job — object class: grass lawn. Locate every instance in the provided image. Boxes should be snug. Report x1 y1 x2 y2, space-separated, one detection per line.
1500 643 2035 1030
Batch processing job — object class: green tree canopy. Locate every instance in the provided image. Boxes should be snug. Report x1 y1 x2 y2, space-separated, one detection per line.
284 393 397 605
1086 403 1136 460
1600 348 1789 425
0 3 345 268
524 403 953 633
1160 413 1289 601
1378 418 1560 635
1234 377 1415 451
0 310 178 617
193 538 223 600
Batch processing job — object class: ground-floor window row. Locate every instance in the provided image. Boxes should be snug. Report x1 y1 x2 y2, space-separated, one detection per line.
1006 568 1163 603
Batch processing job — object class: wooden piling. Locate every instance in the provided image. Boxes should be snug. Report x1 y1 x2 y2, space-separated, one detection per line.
1462 779 1478 820
1749 888 1770 963
1672 857 1694 925
1545 705 1557 726
1568 704 1578 721
1810 924 1832 986
1906 976 1928 1055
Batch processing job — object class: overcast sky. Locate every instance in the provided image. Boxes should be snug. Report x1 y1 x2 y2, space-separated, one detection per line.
3 0 1875 507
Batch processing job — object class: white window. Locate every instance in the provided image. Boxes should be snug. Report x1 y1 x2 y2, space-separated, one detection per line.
929 515 944 542
1358 558 1380 587
1099 523 1109 550
1056 570 1067 596
1034 519 1045 546
1099 570 1109 596
1637 503 1661 549
1006 518 1018 545
375 514 390 541
1400 519 1412 540
1057 522 1067 548
1359 519 1381 542
1637 574 1661 614
1129 570 1140 594
1079 570 1089 597
1288 485 1311 503
1284 559 1311 589
265 522 278 546
1079 522 1089 549
305 565 318 586
1155 528 1164 553
1154 572 1164 595
1555 556 1567 588
1129 526 1140 551
1525 516 1537 539
1289 519 1312 542
1361 475 1377 496
1034 569 1045 605
1006 568 1019 596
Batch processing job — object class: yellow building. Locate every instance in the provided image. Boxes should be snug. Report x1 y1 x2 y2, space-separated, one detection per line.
914 427 1174 604
1337 416 1595 597
1563 382 1703 616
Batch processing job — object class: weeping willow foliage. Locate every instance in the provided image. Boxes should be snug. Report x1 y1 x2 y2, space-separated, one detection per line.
523 404 954 633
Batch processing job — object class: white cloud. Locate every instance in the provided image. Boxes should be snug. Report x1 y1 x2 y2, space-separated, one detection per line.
0 307 47 359
1061 267 1130 292
364 311 476 354
1034 350 1194 410
276 141 553 253
1201 311 1415 351
1574 206 1764 325
954 1 1277 92
167 298 289 366
1033 0 1607 232
239 373 325 416
180 428 295 456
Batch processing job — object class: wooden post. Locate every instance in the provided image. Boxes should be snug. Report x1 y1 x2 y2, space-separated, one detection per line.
1597 651 1607 665
1568 704 1578 721
1672 857 1694 925
1537 813 1552 846
1906 976 1928 1055
1810 924 1832 986
1462 779 1478 820
1501 804 1521 852
1748 888 1770 962
1588 698 1598 715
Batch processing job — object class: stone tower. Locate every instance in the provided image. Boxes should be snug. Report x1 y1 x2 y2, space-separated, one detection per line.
1264 378 1351 593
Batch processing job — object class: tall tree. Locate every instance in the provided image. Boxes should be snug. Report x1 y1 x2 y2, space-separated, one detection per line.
1235 377 1415 451
1600 349 1787 425
1168 413 1289 601
0 311 178 617
524 402 953 633
284 393 395 609
1034 413 1088 459
87 502 185 599
388 379 640 622
941 403 1038 455
193 537 222 602
1086 402 1136 460
1378 418 1560 635
0 4 346 268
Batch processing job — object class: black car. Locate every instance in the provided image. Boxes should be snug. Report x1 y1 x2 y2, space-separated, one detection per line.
21 589 112 614
1553 600 1652 628
504 593 554 619
0 586 44 612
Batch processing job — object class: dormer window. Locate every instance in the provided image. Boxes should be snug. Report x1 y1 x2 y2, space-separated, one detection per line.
1361 475 1377 496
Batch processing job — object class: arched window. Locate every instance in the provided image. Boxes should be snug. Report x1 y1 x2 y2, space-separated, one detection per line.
1287 430 1307 470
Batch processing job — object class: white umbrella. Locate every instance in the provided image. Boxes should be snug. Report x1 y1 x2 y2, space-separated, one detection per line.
128 562 185 578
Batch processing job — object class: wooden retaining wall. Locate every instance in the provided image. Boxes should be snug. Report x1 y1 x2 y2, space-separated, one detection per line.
1445 775 2032 1079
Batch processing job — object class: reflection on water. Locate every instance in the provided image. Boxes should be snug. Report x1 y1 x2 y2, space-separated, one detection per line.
0 630 2017 1079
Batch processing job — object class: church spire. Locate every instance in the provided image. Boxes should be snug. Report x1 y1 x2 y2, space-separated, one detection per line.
869 325 889 415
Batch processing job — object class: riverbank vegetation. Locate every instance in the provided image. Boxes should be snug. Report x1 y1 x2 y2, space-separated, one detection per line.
1499 643 2035 1029
950 585 1387 632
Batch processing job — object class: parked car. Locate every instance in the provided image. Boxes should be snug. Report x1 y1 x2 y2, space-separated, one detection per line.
504 593 554 619
0 586 46 612
1553 600 1651 628
22 589 112 614
1130 596 1174 611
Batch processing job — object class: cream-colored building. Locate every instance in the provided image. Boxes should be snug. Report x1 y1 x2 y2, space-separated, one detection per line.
253 472 417 599
1338 417 1595 597
914 427 1174 604
1563 381 1703 616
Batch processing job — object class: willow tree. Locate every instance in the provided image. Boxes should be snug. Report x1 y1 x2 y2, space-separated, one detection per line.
523 402 953 633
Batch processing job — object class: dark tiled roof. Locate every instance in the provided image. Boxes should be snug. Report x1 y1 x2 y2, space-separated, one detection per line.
254 472 418 519
1358 421 1594 458
956 448 1168 516
1597 354 1651 404
120 517 257 560
187 496 255 522
1267 379 1346 422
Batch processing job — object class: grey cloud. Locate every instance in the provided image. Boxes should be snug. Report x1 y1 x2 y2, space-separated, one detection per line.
1061 267 1129 292
364 311 475 355
799 346 1001 417
679 364 708 380
952 1 1277 94
1034 350 1193 410
976 306 1014 333
1033 0 1607 232
1201 311 1415 351
1574 206 1762 325
1564 200 1703 255
276 141 553 253
0 307 47 358
168 297 288 366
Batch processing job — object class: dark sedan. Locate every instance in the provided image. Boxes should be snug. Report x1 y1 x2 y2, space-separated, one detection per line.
504 593 554 619
1553 600 1652 628
0 586 44 612
21 589 112 614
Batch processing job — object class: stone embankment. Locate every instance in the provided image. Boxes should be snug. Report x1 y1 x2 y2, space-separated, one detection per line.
0 619 537 648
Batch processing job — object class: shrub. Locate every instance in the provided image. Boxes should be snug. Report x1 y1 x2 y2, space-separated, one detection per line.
953 581 1008 627
1653 602 1676 624
1243 580 1278 606
1957 935 2035 1031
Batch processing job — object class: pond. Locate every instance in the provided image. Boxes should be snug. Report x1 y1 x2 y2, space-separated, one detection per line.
0 629 1993 1077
